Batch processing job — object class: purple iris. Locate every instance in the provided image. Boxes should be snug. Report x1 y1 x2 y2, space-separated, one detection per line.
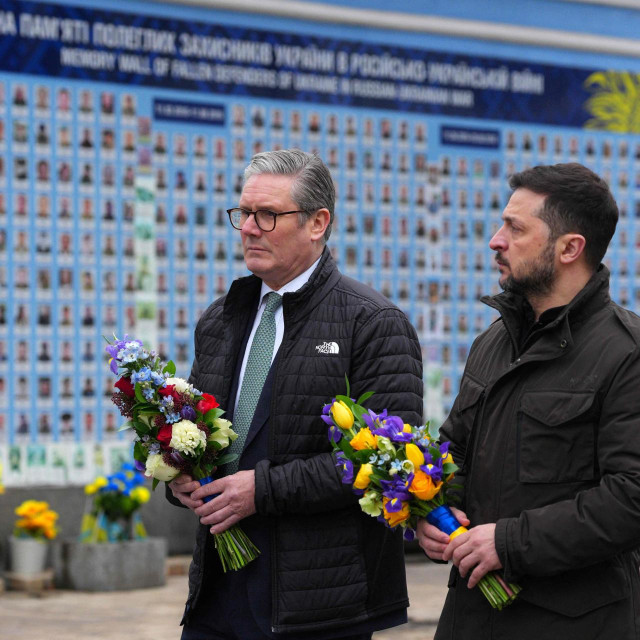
403 528 416 542
363 408 387 430
380 475 413 503
421 457 444 482
372 415 413 443
181 405 197 421
328 425 343 443
320 400 336 426
133 459 146 472
334 452 354 484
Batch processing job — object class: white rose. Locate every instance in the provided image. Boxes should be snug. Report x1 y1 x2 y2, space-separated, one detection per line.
145 453 179 482
165 377 191 394
208 418 238 449
170 420 206 456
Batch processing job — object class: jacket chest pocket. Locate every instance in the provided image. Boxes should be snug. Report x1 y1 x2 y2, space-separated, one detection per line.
456 376 485 435
518 390 597 483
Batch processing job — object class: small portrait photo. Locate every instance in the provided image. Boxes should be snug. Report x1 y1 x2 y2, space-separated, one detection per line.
154 131 167 155
251 106 265 129
13 156 27 182
58 161 72 183
121 93 136 117
173 133 187 157
57 87 72 113
232 104 245 127
57 124 72 148
13 120 27 144
79 89 93 114
12 84 28 107
100 91 115 115
36 158 50 183
35 85 50 111
193 134 207 158
35 122 50 146
80 126 94 149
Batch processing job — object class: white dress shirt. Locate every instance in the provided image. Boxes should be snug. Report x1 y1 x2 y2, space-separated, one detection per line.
234 256 321 413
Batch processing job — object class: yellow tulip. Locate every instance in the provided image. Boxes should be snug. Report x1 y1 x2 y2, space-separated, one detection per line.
409 469 442 501
350 428 378 451
442 451 455 481
403 423 413 433
405 443 425 468
331 400 354 430
353 463 374 490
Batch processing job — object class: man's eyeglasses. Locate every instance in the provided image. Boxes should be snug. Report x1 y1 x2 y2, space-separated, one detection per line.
227 208 307 232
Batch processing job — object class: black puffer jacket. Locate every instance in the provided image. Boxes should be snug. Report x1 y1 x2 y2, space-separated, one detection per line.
437 266 640 640
181 249 423 633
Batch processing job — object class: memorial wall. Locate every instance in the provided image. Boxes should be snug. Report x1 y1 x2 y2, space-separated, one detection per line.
1 0 640 486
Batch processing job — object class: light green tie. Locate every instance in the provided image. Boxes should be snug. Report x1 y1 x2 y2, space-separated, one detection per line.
228 292 282 473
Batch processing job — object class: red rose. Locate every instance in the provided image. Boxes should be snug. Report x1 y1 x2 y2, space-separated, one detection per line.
157 424 173 449
197 393 219 413
158 384 180 401
114 376 135 398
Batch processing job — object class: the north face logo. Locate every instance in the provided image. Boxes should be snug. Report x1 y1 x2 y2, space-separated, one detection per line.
315 341 339 354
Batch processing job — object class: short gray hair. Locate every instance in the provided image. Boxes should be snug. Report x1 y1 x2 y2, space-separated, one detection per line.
244 148 335 242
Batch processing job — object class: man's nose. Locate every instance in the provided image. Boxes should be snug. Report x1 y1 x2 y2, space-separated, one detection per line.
241 213 262 236
489 225 506 251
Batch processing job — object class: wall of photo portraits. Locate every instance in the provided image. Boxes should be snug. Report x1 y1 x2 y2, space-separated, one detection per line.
2 0 640 485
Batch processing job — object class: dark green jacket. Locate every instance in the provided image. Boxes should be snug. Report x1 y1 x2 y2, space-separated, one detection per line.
437 265 640 640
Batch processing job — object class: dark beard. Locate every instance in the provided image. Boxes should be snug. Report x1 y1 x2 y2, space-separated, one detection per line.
499 241 556 298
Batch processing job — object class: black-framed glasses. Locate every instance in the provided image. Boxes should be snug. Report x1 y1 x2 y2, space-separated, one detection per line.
226 208 307 232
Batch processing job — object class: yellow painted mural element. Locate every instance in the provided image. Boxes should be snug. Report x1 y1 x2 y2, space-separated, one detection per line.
584 70 640 132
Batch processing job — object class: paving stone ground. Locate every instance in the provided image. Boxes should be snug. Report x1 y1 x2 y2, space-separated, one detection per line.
0 556 449 640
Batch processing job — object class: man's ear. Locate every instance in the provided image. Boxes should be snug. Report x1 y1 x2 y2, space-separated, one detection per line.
309 208 331 240
558 233 586 265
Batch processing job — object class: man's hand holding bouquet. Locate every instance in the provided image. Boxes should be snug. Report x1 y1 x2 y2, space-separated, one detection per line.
106 335 259 571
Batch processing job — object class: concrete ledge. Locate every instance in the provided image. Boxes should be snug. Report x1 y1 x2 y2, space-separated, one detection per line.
5 569 54 594
52 538 167 591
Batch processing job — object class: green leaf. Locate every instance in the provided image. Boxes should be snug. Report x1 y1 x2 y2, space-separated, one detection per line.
152 478 160 491
134 383 146 404
443 462 458 475
334 394 353 407
344 374 351 398
204 408 223 422
356 391 375 405
215 453 238 466
163 360 176 376
118 420 134 432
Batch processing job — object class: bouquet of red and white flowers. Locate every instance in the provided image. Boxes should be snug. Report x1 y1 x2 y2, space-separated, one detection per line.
106 335 259 571
323 382 521 610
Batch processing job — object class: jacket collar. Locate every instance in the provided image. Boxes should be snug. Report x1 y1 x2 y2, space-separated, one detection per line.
481 265 611 357
224 245 338 322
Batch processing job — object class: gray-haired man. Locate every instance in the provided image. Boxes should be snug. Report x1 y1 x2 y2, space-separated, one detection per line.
168 149 423 639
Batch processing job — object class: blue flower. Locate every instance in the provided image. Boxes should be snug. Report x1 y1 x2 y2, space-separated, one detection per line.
131 367 152 384
165 411 181 424
142 388 154 401
328 425 342 443
150 371 165 387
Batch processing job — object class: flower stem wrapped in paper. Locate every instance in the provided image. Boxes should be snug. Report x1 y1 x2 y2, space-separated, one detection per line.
322 380 521 610
105 335 259 572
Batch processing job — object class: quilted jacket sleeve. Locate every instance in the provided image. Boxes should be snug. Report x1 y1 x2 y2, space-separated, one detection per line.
254 307 423 517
